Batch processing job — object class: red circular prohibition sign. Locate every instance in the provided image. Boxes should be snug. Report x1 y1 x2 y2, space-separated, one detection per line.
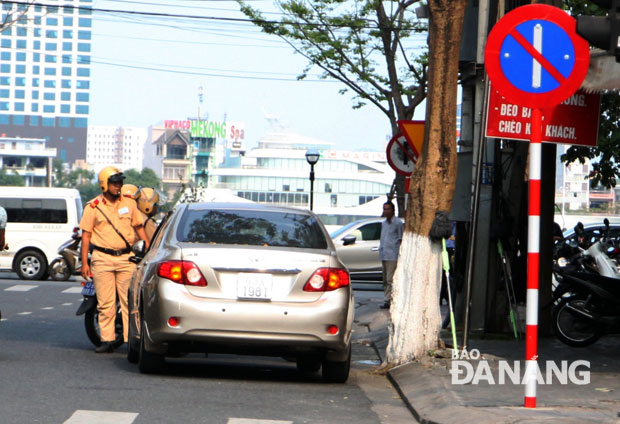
485 4 589 109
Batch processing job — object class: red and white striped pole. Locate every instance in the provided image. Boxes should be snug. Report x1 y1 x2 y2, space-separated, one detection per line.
524 107 542 408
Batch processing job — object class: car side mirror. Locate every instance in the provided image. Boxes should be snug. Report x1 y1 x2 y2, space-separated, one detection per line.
132 240 146 257
343 235 357 246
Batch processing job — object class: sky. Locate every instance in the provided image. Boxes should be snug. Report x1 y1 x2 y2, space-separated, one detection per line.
88 0 426 151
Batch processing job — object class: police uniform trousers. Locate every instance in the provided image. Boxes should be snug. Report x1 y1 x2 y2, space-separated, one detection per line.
91 250 136 342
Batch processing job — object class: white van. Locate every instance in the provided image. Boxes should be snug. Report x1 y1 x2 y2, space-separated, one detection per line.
0 187 83 280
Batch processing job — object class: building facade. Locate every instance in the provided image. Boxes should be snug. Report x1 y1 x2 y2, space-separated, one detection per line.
0 1 92 164
0 136 56 186
86 125 147 172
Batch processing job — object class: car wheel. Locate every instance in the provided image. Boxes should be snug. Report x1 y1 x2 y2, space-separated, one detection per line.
138 318 164 374
296 356 322 374
127 338 139 363
49 258 72 281
322 346 351 383
15 250 47 280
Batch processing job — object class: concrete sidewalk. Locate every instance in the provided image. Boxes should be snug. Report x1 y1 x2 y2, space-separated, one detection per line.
354 295 620 424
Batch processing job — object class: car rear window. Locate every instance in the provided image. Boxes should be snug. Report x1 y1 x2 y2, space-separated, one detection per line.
177 209 328 249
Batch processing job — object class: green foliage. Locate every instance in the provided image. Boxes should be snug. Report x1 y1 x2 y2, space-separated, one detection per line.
238 0 428 130
561 0 620 188
124 168 162 190
0 167 25 186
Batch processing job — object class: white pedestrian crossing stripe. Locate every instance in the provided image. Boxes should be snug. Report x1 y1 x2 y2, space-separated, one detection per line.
63 287 83 294
5 285 37 292
63 410 138 424
228 419 293 424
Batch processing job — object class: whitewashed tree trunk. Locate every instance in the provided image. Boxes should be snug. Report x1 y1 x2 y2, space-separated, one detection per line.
386 233 442 363
384 0 466 366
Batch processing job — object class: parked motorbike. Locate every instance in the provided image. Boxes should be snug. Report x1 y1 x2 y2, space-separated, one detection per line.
551 219 620 347
75 279 123 347
49 227 82 281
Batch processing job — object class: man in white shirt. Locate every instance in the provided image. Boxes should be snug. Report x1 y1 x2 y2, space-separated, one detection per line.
379 201 404 309
0 204 7 250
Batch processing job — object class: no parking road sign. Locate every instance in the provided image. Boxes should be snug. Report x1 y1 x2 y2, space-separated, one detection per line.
485 4 589 109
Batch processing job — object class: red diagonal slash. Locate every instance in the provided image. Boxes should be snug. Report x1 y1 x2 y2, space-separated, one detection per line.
394 138 417 164
508 28 567 85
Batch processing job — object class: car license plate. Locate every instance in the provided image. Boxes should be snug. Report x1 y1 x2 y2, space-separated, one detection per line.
81 280 95 297
237 273 272 300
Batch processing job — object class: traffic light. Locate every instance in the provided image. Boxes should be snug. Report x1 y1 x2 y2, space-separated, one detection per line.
576 0 620 62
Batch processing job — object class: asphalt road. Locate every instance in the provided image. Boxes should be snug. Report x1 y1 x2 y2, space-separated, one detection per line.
0 273 412 424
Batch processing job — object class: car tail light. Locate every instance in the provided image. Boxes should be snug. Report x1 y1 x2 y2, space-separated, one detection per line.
327 325 339 335
157 260 207 286
303 268 350 292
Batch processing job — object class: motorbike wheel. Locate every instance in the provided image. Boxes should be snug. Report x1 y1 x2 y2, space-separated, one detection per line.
552 296 604 347
49 258 72 281
84 302 124 347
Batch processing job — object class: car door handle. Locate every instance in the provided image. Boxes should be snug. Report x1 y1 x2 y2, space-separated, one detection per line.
371 247 379 251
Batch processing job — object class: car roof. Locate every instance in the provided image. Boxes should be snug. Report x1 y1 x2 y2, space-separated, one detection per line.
183 202 315 216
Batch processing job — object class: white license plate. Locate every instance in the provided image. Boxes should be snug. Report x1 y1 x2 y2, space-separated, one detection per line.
81 280 95 297
236 273 272 300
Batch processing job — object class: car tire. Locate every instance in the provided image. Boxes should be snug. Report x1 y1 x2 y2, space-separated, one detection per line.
296 356 322 374
49 258 72 281
322 346 351 383
15 250 47 280
127 338 139 363
138 318 164 374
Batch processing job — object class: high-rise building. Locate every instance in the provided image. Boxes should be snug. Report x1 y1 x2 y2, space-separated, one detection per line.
87 126 148 173
0 1 92 164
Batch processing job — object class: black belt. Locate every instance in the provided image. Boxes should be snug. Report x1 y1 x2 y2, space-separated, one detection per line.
91 244 131 256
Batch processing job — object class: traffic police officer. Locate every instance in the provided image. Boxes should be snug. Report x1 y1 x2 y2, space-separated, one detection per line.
80 167 149 353
137 187 159 241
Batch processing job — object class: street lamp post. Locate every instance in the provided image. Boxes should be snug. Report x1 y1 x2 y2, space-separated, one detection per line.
305 149 320 211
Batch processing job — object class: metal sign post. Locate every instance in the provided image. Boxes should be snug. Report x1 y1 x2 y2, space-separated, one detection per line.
484 4 589 408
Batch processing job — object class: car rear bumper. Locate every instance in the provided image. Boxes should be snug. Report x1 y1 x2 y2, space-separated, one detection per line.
142 280 354 357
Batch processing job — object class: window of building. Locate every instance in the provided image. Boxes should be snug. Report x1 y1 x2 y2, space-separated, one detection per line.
63 42 72 51
32 78 39 87
76 92 88 102
16 52 26 61
29 116 39 126
45 55 57 64
76 80 89 89
33 52 40 62
63 30 72 39
61 92 70 101
0 102 8 111
32 91 39 99
61 104 70 113
32 65 40 74
77 43 90 52
78 30 91 40
44 68 56 76
44 80 56 88
15 89 24 99
12 115 24 125
46 17 58 26
0 64 9 73
77 55 90 64
42 117 54 127
62 68 71 76
75 118 87 128
1 52 10 60
33 28 41 37
0 39 9 48
61 80 71 88
17 27 27 36
76 105 88 114
46 30 58 39
62 55 72 64
15 102 24 111
63 17 73 26
78 18 92 27
44 92 55 100
0 89 8 98
0 27 10 36
59 117 70 127
16 39 26 49
31 103 38 112
43 105 55 113
0 77 8 85
16 65 25 73
77 68 89 77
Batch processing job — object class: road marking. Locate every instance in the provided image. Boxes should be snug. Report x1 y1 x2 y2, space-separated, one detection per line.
63 287 83 294
228 420 293 424
5 285 37 292
62 302 73 306
41 307 54 310
18 312 32 315
63 410 138 424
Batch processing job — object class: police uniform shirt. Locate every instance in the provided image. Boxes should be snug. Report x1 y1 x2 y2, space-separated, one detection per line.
80 194 145 250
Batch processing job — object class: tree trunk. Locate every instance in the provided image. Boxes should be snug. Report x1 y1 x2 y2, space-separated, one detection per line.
385 0 467 364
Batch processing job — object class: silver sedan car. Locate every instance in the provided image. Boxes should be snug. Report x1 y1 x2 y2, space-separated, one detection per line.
127 202 354 383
